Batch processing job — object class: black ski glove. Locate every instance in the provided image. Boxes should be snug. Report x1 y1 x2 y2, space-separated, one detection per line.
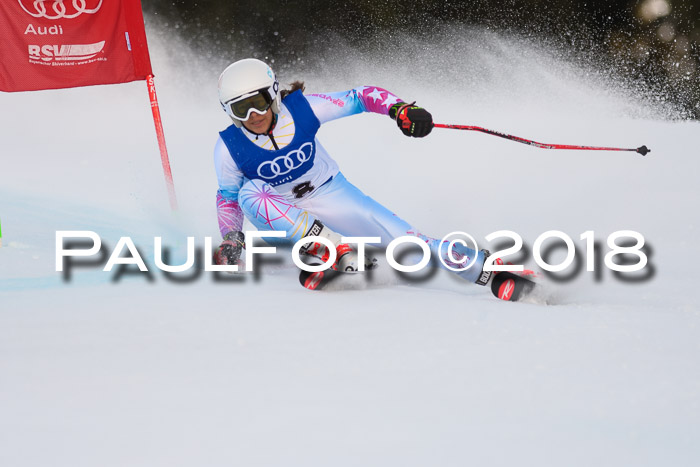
214 230 246 266
389 101 434 138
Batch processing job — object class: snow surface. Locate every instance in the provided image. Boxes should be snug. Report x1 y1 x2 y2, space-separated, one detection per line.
1 26 699 467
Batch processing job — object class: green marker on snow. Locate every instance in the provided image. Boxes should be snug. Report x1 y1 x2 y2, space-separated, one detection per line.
0 217 3 247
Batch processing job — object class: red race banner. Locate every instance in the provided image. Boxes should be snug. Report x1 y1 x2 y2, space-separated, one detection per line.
0 0 153 92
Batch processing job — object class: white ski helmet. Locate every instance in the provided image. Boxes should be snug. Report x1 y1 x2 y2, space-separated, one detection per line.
218 58 280 128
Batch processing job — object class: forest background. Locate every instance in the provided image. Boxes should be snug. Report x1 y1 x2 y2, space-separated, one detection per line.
143 0 699 119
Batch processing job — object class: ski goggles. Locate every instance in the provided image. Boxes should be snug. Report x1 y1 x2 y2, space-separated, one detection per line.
225 90 272 121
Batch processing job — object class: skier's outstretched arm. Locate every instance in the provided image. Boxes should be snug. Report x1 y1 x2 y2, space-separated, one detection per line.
306 86 434 137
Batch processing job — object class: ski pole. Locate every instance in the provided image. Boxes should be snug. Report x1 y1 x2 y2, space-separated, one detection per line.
434 123 650 156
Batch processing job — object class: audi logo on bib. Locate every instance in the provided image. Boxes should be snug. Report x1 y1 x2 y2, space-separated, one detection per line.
257 142 314 180
18 0 103 19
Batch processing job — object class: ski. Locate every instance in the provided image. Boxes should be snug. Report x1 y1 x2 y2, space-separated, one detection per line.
300 262 542 303
299 265 345 290
490 271 538 302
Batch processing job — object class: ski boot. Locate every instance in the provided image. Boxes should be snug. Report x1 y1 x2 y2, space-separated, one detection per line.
298 220 376 290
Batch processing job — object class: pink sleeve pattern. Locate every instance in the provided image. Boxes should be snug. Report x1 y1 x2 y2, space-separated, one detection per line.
354 86 402 115
217 191 244 237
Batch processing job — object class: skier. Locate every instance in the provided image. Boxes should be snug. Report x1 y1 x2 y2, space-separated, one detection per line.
212 58 496 292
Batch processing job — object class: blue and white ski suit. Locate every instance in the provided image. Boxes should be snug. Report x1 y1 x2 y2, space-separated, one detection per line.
214 86 486 283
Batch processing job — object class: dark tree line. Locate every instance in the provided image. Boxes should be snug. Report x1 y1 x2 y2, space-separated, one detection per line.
143 0 699 119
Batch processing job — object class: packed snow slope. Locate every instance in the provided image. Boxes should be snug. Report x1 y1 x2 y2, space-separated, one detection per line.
1 26 699 467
